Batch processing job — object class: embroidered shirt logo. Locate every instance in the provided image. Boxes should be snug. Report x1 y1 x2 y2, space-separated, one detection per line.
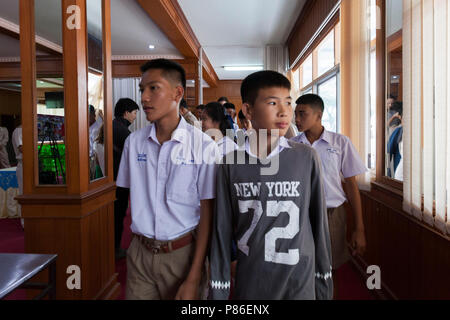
327 148 339 154
137 154 147 162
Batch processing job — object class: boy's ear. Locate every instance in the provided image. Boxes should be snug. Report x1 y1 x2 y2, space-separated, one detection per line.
174 86 184 103
317 111 323 121
242 103 252 121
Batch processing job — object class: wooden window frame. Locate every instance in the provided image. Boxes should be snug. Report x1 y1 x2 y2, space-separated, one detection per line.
375 0 403 193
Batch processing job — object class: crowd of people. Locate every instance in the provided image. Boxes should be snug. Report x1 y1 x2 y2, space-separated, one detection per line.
110 58 367 300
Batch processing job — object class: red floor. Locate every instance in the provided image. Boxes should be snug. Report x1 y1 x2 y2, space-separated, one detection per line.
0 211 374 300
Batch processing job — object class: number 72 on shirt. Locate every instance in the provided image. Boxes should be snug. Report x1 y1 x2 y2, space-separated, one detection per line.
237 200 300 266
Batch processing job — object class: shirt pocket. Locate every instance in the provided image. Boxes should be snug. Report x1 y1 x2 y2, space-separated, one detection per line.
323 148 341 175
166 163 199 207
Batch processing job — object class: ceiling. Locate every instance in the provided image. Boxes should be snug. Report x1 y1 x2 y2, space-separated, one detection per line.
178 0 307 80
0 0 306 81
0 0 182 59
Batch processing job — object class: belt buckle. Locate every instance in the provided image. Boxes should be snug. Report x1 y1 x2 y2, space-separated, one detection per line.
151 240 162 254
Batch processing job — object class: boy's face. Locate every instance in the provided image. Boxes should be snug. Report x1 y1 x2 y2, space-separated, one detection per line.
194 108 203 119
139 69 183 123
243 87 292 137
294 104 322 132
124 109 138 124
200 112 217 133
226 108 236 119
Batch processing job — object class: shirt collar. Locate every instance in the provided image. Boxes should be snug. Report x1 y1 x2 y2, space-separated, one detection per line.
299 127 331 145
245 135 291 159
148 116 188 145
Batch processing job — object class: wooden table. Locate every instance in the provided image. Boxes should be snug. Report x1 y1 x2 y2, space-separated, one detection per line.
0 253 57 300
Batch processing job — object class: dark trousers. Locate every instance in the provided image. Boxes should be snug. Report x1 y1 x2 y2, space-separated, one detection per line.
114 187 130 249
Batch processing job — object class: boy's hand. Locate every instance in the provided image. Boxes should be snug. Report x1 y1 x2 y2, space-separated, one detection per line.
175 279 199 300
351 229 366 256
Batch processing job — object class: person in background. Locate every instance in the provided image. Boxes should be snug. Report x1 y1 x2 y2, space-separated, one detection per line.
113 97 139 260
12 124 23 228
217 96 229 105
179 98 199 127
223 102 239 133
237 110 252 133
201 102 238 158
94 124 105 178
89 105 103 180
0 126 10 169
292 93 367 299
194 104 205 120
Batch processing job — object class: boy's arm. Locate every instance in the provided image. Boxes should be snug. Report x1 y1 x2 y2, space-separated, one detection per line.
309 151 333 300
209 163 233 300
175 199 214 300
343 176 366 256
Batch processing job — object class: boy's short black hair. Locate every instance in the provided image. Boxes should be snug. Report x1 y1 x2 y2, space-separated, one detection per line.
241 70 291 105
114 98 139 118
295 94 325 113
238 110 246 120
223 102 235 110
218 96 229 103
140 59 186 89
89 104 96 114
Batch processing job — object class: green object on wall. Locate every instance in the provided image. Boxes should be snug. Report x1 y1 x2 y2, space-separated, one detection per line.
38 144 66 176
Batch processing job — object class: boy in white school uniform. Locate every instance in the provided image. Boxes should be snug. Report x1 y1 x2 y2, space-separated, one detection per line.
116 59 218 300
291 94 367 297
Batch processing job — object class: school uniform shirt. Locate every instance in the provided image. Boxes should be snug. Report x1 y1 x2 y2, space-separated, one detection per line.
182 111 199 127
116 116 218 241
89 117 103 157
12 126 22 161
209 137 333 300
291 130 367 209
217 136 238 158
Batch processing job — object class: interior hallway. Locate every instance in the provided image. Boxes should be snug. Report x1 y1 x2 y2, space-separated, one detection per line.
0 212 374 300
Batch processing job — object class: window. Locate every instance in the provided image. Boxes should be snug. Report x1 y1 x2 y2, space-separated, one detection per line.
318 75 338 133
301 55 313 87
295 23 340 133
368 0 377 171
317 30 335 77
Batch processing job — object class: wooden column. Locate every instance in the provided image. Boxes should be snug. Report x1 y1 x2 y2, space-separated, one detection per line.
18 0 119 300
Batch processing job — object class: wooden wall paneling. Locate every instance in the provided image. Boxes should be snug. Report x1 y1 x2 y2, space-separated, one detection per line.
0 89 21 114
18 0 119 300
112 59 196 79
0 57 63 81
203 80 243 118
359 190 450 299
19 0 37 195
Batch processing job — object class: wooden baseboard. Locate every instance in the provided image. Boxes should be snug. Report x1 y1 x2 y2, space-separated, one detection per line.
94 273 121 300
349 249 398 300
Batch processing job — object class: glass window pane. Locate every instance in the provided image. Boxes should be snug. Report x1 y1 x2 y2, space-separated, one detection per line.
302 55 312 87
317 30 335 77
369 50 377 170
318 76 338 133
35 0 66 185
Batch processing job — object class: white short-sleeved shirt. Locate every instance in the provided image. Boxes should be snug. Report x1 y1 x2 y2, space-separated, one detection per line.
217 136 238 158
291 130 367 208
116 117 218 241
0 127 8 147
12 126 22 160
89 117 103 157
